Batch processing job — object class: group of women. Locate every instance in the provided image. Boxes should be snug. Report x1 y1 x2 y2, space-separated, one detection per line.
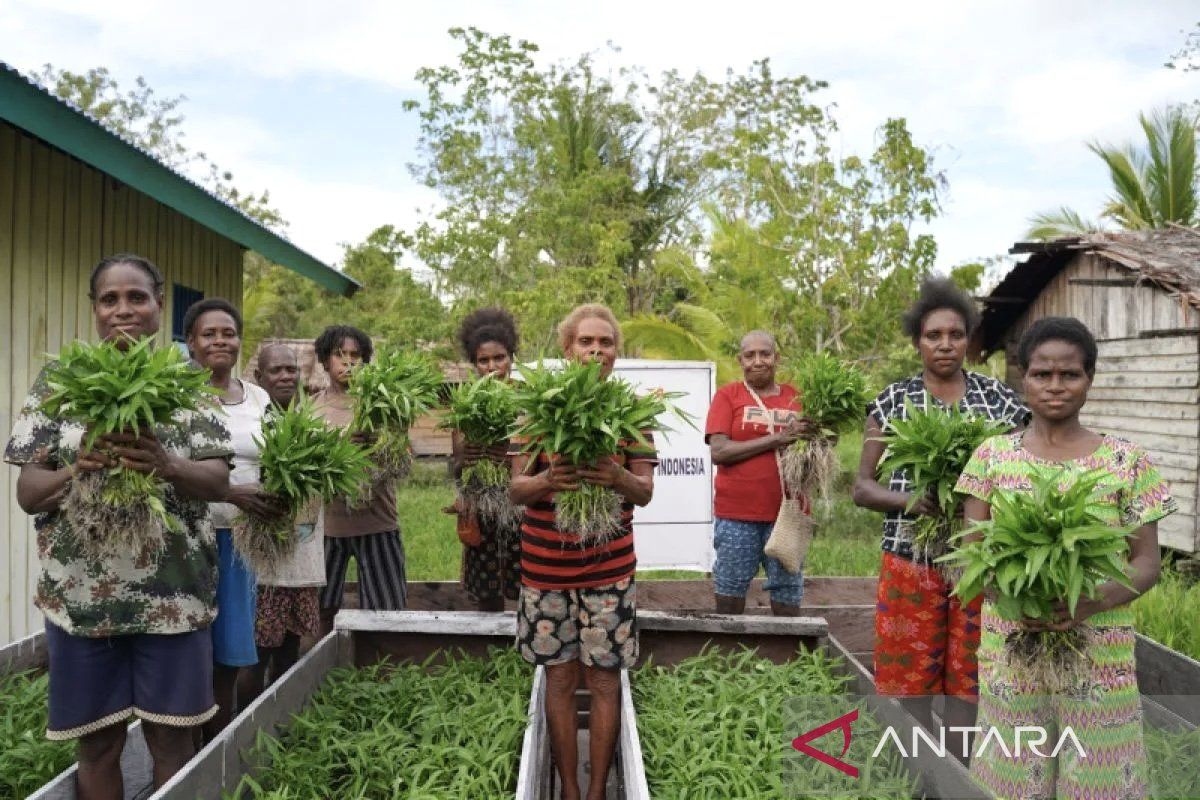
709 277 1174 799
3 251 1176 800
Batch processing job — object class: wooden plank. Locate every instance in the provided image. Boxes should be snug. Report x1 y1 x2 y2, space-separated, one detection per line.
0 629 46 675
1088 386 1200 404
0 123 17 644
1095 353 1200 373
619 669 651 800
1109 430 1200 458
335 609 517 637
1082 412 1200 438
637 610 828 638
1158 512 1195 552
1097 335 1198 358
78 167 102 342
1092 371 1198 389
1081 399 1198 422
1135 635 1200 725
515 667 550 800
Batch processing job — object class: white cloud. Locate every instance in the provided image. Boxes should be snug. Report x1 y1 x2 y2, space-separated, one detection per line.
3 0 1199 275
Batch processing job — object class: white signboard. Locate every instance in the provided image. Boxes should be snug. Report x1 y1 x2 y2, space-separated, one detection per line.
519 358 716 571
613 360 715 571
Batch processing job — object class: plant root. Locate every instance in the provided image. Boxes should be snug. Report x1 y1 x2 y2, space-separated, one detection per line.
1004 627 1094 694
555 484 623 545
64 468 168 559
780 437 840 504
460 458 521 529
232 513 298 578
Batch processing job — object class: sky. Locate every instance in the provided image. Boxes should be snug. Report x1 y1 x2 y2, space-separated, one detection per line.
2 0 1198 281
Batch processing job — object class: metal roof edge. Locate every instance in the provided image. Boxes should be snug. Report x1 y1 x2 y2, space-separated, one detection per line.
0 66 360 298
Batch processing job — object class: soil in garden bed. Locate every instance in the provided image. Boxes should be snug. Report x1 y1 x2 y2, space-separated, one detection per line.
225 647 532 799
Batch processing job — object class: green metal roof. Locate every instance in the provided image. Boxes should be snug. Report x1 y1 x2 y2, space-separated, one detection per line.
0 64 360 297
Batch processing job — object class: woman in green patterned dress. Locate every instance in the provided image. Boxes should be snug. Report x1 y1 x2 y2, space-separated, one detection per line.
956 317 1175 800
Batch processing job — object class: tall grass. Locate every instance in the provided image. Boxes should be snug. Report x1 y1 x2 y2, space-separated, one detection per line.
1133 565 1200 661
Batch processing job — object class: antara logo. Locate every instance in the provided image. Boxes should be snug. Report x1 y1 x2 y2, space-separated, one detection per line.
792 711 1088 774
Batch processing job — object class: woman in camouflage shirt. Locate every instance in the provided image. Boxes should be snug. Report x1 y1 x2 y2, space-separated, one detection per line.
5 254 232 799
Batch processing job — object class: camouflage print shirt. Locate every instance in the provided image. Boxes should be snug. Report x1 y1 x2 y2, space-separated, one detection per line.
4 364 234 638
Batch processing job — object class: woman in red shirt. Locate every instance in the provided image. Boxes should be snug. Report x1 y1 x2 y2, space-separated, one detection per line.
510 304 656 800
705 330 812 616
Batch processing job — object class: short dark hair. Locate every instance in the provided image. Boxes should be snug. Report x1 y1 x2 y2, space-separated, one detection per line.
88 253 165 299
458 307 519 361
182 297 243 338
902 277 980 340
314 325 373 365
1018 316 1098 376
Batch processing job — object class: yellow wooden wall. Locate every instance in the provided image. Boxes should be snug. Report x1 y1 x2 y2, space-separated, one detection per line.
1 122 245 644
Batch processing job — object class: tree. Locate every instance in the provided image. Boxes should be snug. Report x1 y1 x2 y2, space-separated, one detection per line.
1026 108 1198 239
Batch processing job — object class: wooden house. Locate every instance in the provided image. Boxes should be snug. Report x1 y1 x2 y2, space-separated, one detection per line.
980 228 1200 554
1 63 360 644
245 339 471 457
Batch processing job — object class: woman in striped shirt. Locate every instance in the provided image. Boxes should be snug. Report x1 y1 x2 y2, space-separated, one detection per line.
510 304 657 800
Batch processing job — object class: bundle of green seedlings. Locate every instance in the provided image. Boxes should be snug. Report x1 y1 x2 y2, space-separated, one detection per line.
40 335 216 556
348 350 442 492
0 670 74 798
633 647 914 799
227 648 531 799
781 352 870 504
1145 724 1200 799
876 400 1010 563
512 360 689 543
940 467 1136 693
438 374 520 528
234 394 373 575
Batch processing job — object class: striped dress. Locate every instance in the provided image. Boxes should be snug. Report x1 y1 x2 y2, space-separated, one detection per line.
510 435 658 590
956 432 1176 800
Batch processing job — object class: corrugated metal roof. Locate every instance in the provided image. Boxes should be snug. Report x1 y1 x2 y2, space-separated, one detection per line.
981 227 1200 352
0 62 360 297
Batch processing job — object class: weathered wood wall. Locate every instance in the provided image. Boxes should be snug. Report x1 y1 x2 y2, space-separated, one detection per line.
1004 253 1199 552
1 121 245 644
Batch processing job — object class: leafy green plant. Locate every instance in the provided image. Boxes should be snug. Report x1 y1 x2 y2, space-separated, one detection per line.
1145 724 1200 799
40 335 216 556
234 393 373 575
438 375 520 525
348 350 443 489
512 360 690 542
1133 564 1200 661
634 647 914 799
227 648 531 799
876 400 1010 560
0 670 75 797
941 467 1136 691
781 353 870 504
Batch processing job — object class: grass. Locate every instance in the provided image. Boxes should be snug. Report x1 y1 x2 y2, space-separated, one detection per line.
1133 564 1200 662
0 670 74 798
377 457 881 583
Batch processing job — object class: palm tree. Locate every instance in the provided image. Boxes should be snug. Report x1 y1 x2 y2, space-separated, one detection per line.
622 304 740 384
1026 108 1198 239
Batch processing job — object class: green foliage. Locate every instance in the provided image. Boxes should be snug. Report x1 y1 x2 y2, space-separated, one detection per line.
349 350 443 484
240 394 373 568
228 649 531 798
1027 107 1199 239
943 468 1135 621
0 671 74 798
876 401 1010 557
40 336 216 550
438 375 518 447
634 647 914 799
1133 564 1200 661
791 353 870 435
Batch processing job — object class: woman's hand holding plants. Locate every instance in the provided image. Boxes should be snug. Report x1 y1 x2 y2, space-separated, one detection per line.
227 483 288 520
544 459 579 493
578 459 622 488
104 431 176 479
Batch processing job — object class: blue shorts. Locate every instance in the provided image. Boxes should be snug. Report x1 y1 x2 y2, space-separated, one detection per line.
213 528 257 667
712 517 804 606
45 622 215 740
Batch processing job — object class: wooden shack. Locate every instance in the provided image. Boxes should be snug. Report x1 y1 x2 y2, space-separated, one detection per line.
1 63 359 645
980 228 1200 553
245 339 471 457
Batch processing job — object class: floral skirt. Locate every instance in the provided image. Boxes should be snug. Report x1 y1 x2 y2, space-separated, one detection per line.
255 585 320 649
516 576 637 669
